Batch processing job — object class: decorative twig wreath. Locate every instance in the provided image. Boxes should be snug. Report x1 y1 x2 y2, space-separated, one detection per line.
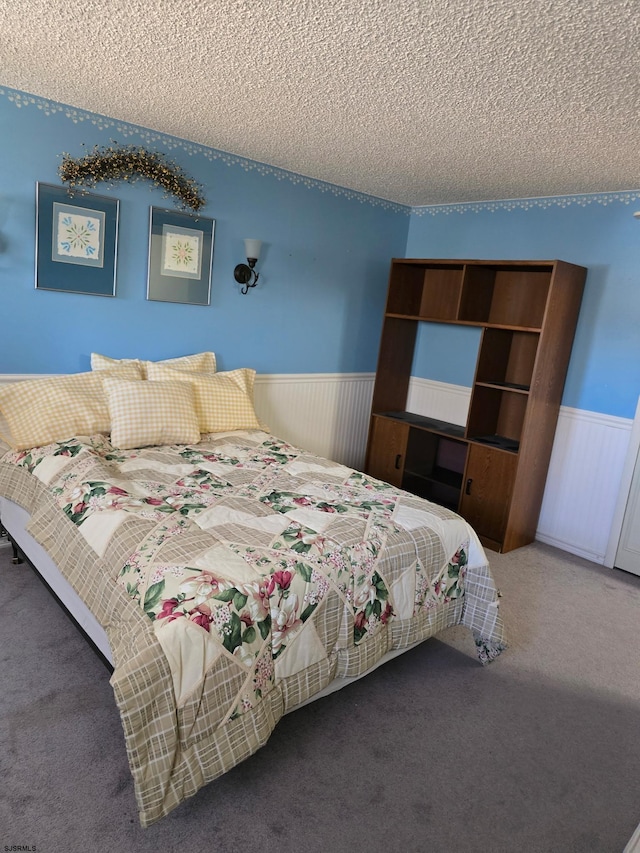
58 143 206 212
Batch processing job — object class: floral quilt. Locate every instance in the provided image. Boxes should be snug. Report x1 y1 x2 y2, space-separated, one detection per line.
0 429 505 826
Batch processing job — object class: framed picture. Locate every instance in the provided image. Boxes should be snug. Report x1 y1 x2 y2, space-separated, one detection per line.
35 182 119 296
147 207 214 306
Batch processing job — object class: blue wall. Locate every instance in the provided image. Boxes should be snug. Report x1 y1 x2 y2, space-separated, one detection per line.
407 199 640 419
0 87 409 376
1 86 639 422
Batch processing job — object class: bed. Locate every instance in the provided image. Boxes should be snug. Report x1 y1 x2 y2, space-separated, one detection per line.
0 355 506 827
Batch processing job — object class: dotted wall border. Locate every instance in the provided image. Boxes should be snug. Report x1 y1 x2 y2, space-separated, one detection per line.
4 87 639 218
1 86 409 214
410 191 640 216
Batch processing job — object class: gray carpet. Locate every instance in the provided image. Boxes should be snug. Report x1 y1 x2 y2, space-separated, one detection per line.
1 538 639 853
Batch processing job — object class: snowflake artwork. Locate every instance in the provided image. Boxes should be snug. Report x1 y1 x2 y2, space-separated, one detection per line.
171 239 194 268
59 213 100 257
162 226 202 278
52 202 104 268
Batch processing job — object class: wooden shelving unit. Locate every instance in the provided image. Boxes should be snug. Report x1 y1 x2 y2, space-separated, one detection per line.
364 259 587 553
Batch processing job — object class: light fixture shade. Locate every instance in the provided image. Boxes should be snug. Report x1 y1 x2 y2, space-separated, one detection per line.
244 238 262 261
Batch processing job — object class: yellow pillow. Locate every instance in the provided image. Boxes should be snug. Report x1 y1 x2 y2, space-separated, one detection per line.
146 364 261 433
103 377 201 450
0 364 143 451
0 412 14 453
91 351 217 378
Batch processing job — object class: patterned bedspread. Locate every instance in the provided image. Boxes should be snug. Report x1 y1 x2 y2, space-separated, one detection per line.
0 429 505 826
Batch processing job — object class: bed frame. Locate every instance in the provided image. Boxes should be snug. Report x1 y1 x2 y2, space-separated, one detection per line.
0 495 113 668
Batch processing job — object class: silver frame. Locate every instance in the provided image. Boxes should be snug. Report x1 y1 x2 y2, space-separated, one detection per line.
146 206 214 306
35 182 119 297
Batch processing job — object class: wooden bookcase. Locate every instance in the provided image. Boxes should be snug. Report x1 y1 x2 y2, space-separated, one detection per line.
364 259 587 553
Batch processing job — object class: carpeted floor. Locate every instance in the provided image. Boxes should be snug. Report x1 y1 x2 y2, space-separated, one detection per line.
1 538 639 853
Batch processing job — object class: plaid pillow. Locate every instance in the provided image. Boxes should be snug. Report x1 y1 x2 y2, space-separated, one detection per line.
103 377 201 450
91 351 217 378
146 364 261 433
0 364 142 450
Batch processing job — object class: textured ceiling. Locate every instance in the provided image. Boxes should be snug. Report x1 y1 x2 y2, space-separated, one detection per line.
2 0 640 206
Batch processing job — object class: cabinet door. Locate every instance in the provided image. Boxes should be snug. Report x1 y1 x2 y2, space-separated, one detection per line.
366 417 409 487
459 444 517 548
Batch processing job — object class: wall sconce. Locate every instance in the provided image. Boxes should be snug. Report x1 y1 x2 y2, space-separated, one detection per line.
234 239 262 294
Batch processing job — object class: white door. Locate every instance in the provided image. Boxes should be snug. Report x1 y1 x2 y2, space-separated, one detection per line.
615 447 640 575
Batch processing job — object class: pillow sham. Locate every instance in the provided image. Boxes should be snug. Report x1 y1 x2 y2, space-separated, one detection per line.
103 377 201 450
91 351 217 377
0 363 143 451
146 363 262 433
0 413 14 454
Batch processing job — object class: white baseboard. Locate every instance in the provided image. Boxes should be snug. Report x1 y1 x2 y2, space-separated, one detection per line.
533 531 608 565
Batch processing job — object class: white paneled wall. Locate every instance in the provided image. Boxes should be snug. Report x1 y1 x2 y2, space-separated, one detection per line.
0 373 632 563
407 376 470 427
536 407 633 563
254 373 374 470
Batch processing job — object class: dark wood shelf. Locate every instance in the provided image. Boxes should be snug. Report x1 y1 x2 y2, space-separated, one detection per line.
468 434 520 453
474 381 530 393
366 258 587 553
377 411 466 439
385 313 543 332
401 472 460 511
404 465 463 489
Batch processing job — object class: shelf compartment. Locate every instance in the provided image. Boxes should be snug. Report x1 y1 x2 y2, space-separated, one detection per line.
385 263 464 321
403 431 468 511
475 328 539 389
466 386 527 448
385 263 425 316
371 318 418 413
459 265 552 328
402 474 461 511
417 265 464 320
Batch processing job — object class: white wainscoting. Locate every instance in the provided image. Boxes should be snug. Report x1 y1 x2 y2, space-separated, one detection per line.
536 406 633 563
0 372 632 564
254 373 374 470
407 375 470 427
